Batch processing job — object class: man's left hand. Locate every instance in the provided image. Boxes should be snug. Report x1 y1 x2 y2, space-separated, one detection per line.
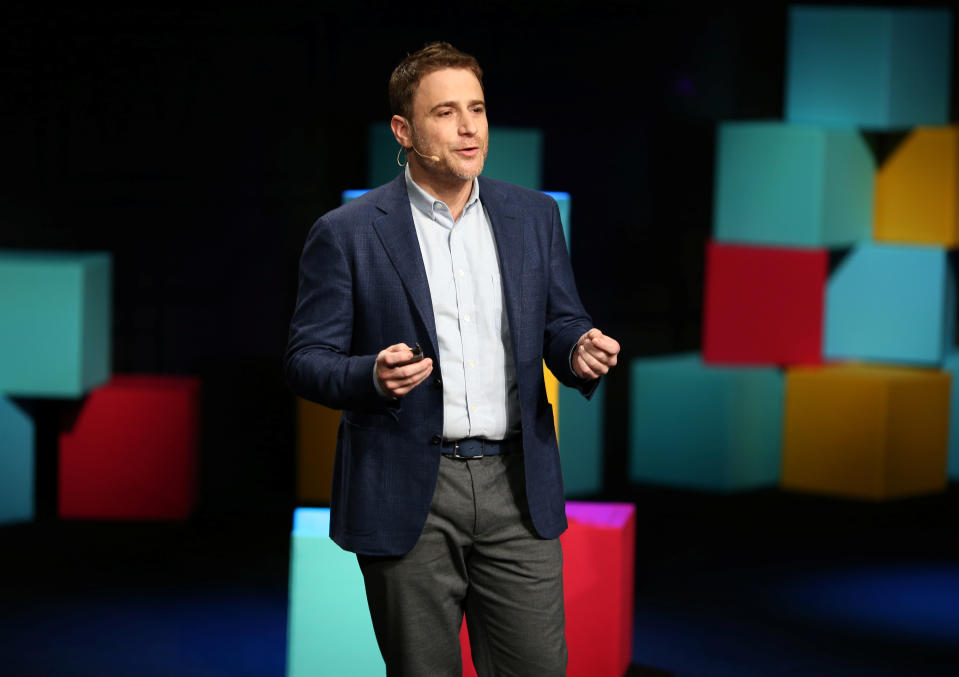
572 328 620 380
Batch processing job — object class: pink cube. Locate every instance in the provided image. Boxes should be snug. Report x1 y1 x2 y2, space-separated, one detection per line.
59 375 200 520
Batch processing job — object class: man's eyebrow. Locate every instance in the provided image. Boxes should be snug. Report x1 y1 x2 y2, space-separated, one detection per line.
429 99 486 113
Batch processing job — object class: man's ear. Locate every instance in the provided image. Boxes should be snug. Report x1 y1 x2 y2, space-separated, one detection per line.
391 115 412 148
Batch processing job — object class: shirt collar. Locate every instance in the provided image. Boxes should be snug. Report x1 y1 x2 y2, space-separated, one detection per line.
405 165 480 224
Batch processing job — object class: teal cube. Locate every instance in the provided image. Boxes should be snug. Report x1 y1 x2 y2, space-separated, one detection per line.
786 7 952 129
0 250 111 397
287 508 384 677
368 123 543 189
714 122 873 247
944 351 959 481
825 244 955 365
0 396 34 524
560 378 604 497
629 353 783 492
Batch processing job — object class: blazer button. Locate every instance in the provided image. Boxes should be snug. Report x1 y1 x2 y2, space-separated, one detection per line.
430 435 442 445
434 378 443 388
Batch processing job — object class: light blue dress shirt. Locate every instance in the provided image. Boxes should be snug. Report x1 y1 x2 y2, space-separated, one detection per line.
401 166 521 441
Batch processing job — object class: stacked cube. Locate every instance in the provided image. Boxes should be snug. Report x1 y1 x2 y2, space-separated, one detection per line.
631 6 956 497
0 249 200 522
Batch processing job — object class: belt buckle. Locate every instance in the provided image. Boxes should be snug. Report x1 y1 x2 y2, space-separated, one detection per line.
452 440 483 459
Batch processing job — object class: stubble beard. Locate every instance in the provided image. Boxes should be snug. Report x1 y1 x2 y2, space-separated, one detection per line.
411 129 488 182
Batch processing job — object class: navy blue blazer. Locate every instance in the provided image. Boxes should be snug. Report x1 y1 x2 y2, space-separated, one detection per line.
285 172 597 556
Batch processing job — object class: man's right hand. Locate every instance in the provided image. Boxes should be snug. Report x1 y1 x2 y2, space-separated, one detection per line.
376 343 434 398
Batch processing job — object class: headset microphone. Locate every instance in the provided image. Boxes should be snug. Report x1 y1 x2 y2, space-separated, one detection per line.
410 145 440 162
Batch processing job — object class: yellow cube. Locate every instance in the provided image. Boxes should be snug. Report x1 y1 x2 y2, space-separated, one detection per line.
544 362 559 436
296 398 341 504
782 365 949 500
874 126 959 247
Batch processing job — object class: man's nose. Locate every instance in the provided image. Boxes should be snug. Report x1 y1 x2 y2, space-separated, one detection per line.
459 116 477 135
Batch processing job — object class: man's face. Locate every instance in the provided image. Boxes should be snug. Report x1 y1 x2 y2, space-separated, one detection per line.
407 68 488 182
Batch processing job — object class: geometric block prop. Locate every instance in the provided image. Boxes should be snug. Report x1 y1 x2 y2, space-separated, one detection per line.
544 191 571 248
942 351 959 481
782 365 949 500
286 508 384 677
461 502 635 677
0 396 35 524
825 244 955 366
297 397 341 504
368 123 543 189
58 375 200 520
559 379 605 497
875 126 959 247
713 122 874 247
703 242 827 366
0 250 112 397
545 363 560 436
629 353 784 492
785 6 952 129
560 502 636 677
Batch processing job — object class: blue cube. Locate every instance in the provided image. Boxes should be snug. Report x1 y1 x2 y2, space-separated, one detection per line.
286 509 384 677
0 396 34 524
367 123 543 189
825 244 955 365
629 353 783 492
714 122 873 247
545 192 571 248
0 250 112 397
786 6 952 129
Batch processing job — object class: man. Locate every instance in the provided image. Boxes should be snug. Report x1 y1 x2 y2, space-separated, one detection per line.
285 42 620 676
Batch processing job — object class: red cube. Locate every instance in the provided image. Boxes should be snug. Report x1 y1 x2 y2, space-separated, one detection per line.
59 375 200 520
703 241 826 365
460 502 636 677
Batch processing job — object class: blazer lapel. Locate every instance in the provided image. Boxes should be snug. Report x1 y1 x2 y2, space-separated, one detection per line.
371 175 439 356
480 178 525 358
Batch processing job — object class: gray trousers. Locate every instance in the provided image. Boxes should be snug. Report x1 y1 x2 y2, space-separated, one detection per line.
357 452 567 677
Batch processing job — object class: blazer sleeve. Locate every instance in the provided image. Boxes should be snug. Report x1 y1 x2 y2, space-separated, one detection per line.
541 199 600 398
284 215 395 413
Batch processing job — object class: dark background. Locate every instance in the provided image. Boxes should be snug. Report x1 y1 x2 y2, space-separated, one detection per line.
0 2 797 520
4 3 959 675
4 1 959 531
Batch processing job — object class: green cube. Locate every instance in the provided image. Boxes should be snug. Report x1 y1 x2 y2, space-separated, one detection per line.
714 122 874 247
287 509 384 677
0 250 111 397
0 396 34 524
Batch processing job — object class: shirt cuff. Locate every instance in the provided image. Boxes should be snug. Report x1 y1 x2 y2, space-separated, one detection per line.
373 361 397 400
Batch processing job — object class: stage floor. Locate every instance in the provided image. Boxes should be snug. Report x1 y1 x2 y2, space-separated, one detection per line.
2 486 958 676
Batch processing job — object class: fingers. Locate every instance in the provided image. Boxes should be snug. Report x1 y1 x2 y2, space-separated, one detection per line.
381 359 433 397
573 329 621 379
589 333 621 357
379 343 417 368
376 343 433 397
575 343 609 377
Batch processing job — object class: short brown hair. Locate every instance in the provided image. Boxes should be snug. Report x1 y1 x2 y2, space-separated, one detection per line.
389 42 483 120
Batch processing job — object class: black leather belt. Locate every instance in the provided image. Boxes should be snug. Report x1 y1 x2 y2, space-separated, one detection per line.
441 437 521 459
